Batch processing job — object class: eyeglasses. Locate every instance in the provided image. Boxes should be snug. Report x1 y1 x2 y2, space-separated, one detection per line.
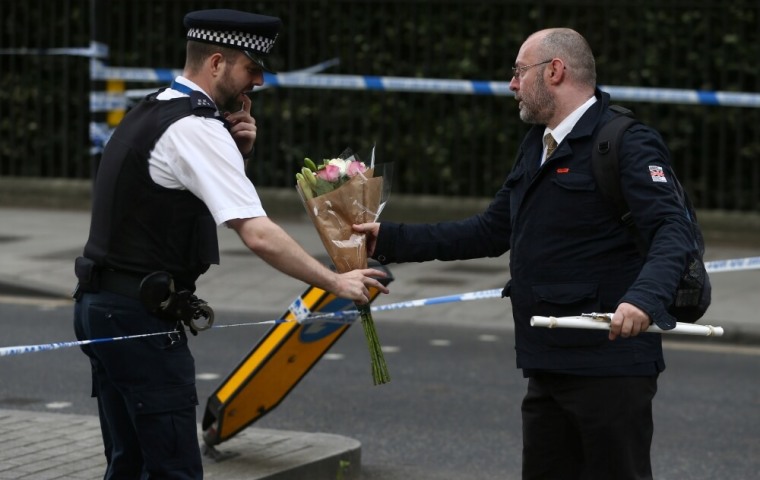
511 59 552 79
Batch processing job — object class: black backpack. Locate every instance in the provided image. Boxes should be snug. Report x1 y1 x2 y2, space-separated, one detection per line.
591 105 711 324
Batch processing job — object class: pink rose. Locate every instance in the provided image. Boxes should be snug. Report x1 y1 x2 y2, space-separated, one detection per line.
346 160 367 177
316 164 341 182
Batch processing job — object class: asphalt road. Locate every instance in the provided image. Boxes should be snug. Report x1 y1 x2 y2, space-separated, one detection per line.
1 299 759 479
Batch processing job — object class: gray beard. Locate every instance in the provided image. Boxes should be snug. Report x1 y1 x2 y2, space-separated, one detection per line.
519 76 554 125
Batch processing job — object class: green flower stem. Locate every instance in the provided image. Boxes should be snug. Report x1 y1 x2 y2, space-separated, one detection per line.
357 303 390 385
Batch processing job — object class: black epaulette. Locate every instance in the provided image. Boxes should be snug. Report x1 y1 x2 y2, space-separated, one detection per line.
189 91 217 115
189 91 230 130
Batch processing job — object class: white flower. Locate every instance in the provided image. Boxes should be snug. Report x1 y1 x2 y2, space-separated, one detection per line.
327 158 348 175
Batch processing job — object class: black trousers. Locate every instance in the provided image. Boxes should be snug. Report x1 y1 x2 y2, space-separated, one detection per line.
74 291 202 480
522 373 658 480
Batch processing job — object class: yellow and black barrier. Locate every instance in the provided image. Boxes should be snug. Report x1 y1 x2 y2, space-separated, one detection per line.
201 263 393 446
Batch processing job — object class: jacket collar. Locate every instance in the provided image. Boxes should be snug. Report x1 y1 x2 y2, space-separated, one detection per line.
519 88 610 160
564 88 610 142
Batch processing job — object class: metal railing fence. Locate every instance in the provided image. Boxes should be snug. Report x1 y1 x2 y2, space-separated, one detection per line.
0 0 758 211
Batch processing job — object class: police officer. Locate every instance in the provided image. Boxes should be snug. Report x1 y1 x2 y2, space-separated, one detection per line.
74 9 388 478
355 28 696 479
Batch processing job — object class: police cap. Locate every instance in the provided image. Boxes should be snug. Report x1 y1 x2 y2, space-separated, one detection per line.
184 9 281 72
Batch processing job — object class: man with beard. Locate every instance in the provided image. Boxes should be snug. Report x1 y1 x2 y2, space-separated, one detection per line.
73 9 388 479
355 28 695 479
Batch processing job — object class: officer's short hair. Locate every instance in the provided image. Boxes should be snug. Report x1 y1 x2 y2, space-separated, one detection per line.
184 41 241 73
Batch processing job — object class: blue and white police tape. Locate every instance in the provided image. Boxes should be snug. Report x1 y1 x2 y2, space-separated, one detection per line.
0 310 372 357
89 58 341 112
0 330 177 357
0 289 502 358
87 62 760 109
1 256 757 357
0 42 108 59
90 57 340 85
703 256 760 273
4 50 758 108
264 74 760 108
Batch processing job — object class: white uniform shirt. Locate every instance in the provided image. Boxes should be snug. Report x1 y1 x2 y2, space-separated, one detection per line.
149 76 266 225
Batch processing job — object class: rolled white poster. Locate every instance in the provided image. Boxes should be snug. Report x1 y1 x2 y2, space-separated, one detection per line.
530 314 724 337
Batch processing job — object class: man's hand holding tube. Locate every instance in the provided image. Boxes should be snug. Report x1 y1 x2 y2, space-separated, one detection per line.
609 302 651 341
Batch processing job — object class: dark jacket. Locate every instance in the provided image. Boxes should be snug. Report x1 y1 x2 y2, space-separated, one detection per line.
373 90 696 375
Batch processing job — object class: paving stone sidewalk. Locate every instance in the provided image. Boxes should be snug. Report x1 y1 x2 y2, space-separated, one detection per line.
0 409 360 480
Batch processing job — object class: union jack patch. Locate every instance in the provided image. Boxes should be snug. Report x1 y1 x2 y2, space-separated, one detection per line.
649 165 667 183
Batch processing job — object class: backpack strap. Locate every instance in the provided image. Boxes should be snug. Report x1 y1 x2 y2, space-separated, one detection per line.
591 105 647 256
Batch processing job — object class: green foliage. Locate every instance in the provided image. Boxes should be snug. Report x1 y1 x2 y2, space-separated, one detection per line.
1 0 758 210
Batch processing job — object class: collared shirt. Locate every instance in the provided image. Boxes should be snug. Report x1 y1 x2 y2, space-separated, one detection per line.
149 76 266 225
541 95 598 165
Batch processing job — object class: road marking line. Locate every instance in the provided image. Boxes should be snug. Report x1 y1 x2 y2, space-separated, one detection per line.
323 353 345 360
478 334 499 342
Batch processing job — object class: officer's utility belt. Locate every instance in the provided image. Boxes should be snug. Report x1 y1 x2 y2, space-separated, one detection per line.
74 256 214 335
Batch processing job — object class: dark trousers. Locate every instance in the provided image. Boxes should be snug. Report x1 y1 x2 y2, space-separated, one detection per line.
522 373 658 480
74 291 202 480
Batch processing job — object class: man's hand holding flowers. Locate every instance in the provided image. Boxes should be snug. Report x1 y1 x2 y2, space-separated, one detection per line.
296 149 393 384
352 222 380 257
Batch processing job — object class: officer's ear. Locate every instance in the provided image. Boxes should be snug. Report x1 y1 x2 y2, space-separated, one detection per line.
208 52 226 76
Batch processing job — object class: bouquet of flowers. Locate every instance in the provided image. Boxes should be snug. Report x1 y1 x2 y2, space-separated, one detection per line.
296 147 392 385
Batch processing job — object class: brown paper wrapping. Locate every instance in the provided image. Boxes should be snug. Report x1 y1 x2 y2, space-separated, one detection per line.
301 170 383 274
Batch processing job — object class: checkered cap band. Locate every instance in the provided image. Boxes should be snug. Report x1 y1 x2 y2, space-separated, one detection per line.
187 27 277 55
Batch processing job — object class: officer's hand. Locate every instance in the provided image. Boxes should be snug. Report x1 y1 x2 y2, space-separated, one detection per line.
352 222 380 256
609 302 651 341
334 268 389 305
224 94 256 157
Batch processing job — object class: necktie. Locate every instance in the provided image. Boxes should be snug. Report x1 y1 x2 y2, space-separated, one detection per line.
544 133 558 160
